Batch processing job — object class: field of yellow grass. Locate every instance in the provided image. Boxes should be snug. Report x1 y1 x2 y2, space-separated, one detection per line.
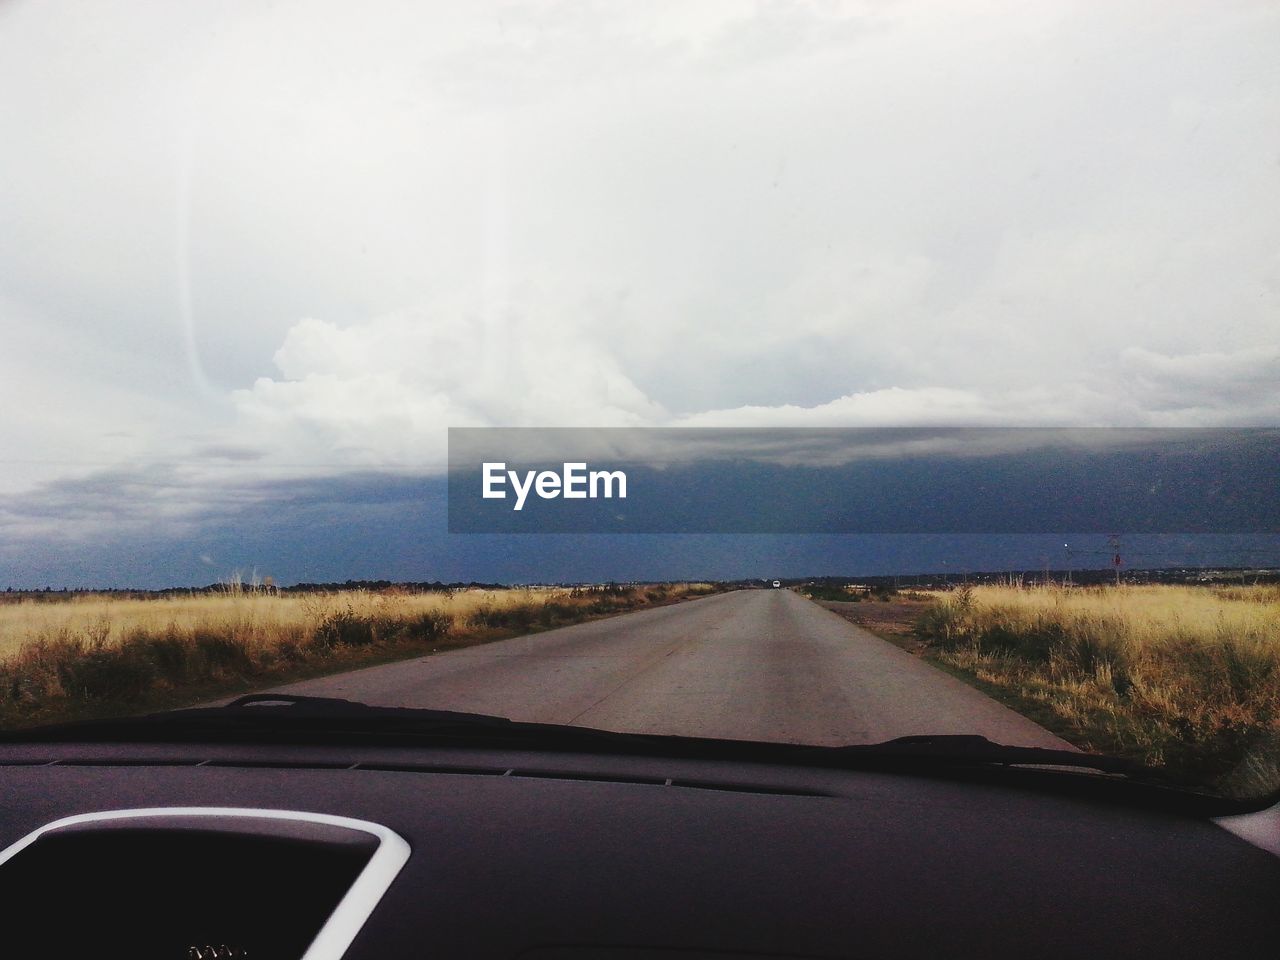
915 583 1280 795
0 588 582 660
0 583 717 728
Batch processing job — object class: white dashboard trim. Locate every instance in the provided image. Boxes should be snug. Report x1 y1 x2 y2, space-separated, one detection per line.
1215 801 1280 859
0 806 412 960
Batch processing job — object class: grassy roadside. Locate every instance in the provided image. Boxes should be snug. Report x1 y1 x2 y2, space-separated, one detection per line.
809 584 1280 797
0 583 720 730
807 594 1068 728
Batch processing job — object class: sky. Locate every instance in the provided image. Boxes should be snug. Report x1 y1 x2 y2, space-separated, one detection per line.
1 0 1278 587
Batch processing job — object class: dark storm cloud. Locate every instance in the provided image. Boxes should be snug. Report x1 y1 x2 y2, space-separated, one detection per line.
1 431 1276 588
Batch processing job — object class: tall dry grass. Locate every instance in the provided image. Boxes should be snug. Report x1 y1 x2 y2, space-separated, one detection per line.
0 589 562 660
0 583 717 727
916 584 1280 795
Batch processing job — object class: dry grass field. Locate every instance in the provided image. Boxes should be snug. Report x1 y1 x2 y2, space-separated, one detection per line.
914 583 1280 795
0 583 717 728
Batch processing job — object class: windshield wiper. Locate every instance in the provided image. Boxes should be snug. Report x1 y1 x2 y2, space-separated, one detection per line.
2 693 1157 779
815 734 1138 775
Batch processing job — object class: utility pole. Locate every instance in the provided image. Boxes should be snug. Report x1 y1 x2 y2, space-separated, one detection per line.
1064 543 1073 586
1109 534 1122 587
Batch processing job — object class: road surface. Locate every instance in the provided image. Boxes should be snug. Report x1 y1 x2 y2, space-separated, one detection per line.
263 589 1072 748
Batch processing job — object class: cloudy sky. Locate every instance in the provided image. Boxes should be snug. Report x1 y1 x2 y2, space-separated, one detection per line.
2 0 1278 585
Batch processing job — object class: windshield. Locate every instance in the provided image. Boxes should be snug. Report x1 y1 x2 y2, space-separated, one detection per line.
1 0 1277 801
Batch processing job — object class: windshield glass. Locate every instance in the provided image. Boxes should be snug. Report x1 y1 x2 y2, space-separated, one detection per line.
1 0 1277 800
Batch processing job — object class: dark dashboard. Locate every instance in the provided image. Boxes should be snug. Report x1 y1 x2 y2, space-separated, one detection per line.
2 727 1279 960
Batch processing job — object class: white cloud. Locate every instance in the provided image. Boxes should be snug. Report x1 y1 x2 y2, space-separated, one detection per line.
1117 346 1280 424
230 303 668 469
2 0 1278 497
674 387 1038 428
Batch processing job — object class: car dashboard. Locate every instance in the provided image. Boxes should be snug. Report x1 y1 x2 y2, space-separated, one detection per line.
1 737 1278 960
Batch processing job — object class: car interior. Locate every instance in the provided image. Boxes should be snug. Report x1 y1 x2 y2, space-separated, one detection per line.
2 695 1279 959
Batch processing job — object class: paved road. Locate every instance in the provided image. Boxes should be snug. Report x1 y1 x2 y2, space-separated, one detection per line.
264 589 1072 748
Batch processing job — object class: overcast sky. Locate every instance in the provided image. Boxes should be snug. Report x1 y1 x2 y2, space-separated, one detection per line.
2 0 1278 584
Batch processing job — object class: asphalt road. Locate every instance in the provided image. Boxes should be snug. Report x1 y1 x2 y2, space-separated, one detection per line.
264 589 1072 749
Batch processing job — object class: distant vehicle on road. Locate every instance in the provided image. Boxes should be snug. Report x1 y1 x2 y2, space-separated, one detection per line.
772 580 782 588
